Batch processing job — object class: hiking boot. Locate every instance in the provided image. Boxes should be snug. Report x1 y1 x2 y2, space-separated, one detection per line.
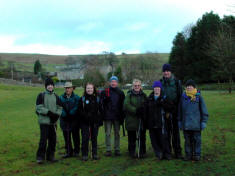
47 156 58 163
105 151 112 157
82 156 88 161
73 152 79 157
62 153 73 159
175 153 183 159
193 156 200 161
92 155 100 160
36 157 44 164
164 154 172 160
114 150 121 156
183 155 192 161
156 153 163 160
138 153 144 159
129 152 136 159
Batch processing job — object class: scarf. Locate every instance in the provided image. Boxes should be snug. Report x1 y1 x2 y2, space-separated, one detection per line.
186 88 197 101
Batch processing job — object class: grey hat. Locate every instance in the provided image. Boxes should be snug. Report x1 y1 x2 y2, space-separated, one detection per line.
64 82 74 88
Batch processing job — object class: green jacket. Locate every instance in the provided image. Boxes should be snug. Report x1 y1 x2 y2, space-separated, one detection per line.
36 90 62 125
124 90 147 131
160 76 183 105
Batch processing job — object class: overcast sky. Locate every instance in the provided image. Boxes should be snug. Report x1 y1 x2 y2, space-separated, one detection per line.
0 0 233 55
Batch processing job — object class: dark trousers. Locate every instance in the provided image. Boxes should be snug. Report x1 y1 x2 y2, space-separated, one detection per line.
62 127 80 155
127 130 146 156
81 123 99 156
165 113 182 155
149 128 171 157
183 130 201 157
36 124 57 160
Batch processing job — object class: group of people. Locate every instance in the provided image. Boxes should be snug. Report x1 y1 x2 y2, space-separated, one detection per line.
35 63 209 164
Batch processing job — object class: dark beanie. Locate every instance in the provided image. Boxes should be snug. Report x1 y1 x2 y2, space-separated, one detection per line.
185 79 196 88
152 81 162 89
45 77 54 88
162 64 171 72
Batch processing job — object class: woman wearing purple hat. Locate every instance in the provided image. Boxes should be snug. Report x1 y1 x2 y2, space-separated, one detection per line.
145 81 171 160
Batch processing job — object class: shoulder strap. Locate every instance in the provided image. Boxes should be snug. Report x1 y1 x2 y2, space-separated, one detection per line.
105 88 110 97
55 93 62 106
82 96 85 109
36 92 45 105
97 96 100 103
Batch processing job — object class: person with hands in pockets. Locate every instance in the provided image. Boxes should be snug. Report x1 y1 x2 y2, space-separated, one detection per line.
78 83 103 161
178 79 209 161
60 82 80 159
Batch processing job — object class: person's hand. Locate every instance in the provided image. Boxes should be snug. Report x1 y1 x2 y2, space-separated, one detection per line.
47 111 59 123
178 121 182 130
201 122 207 130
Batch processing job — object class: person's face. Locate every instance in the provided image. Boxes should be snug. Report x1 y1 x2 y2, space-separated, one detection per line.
110 80 118 88
46 84 54 92
65 87 73 96
186 85 194 91
86 84 94 95
154 87 161 95
163 70 172 79
133 82 141 92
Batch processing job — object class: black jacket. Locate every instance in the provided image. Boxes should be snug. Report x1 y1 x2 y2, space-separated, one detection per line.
78 94 102 126
100 87 125 121
145 92 168 129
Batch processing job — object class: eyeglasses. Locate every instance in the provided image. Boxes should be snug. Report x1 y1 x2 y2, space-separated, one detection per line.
134 85 141 87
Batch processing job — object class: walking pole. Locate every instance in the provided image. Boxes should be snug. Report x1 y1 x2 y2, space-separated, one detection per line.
67 123 71 157
122 123 126 137
89 126 92 159
137 118 142 158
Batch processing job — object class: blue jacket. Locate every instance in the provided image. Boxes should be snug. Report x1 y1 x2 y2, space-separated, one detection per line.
59 92 80 131
178 92 208 131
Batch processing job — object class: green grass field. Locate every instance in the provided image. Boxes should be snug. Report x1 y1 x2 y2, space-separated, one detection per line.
0 84 234 176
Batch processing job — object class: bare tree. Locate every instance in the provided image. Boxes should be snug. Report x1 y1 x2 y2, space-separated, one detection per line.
182 23 194 39
205 26 235 93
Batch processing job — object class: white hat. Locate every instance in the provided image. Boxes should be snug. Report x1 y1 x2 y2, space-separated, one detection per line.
64 82 74 88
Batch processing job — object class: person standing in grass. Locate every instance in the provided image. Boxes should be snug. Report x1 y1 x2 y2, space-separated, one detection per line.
145 81 171 160
60 82 80 159
35 77 62 164
78 83 103 161
124 79 147 158
160 63 183 159
178 79 209 161
100 76 125 157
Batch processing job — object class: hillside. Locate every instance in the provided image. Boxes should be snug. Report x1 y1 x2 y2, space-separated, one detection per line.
0 53 169 71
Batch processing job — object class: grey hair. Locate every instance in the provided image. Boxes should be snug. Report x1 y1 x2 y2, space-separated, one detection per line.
132 79 142 89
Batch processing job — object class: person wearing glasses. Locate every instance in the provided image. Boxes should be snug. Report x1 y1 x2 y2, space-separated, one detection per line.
124 79 147 158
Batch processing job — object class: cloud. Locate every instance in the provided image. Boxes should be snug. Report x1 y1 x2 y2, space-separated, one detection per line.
0 0 232 54
0 35 111 55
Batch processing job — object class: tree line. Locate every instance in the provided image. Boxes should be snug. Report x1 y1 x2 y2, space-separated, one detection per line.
169 11 235 86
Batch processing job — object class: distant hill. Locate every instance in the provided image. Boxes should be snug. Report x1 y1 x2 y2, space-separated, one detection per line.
0 53 169 64
0 53 169 73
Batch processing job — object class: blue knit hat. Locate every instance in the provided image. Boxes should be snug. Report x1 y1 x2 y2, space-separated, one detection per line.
152 81 162 89
109 75 118 82
162 64 171 72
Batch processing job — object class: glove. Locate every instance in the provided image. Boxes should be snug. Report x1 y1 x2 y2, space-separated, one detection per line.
47 111 59 123
178 121 182 130
201 122 207 130
136 106 144 118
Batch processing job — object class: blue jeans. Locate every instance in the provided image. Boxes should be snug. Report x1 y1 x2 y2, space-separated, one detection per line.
183 130 201 157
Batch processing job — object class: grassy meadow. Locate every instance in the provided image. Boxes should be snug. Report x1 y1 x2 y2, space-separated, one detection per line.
0 84 234 176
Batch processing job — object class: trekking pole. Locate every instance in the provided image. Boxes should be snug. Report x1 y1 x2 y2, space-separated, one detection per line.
122 123 126 137
137 118 142 158
89 126 92 159
67 123 71 157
